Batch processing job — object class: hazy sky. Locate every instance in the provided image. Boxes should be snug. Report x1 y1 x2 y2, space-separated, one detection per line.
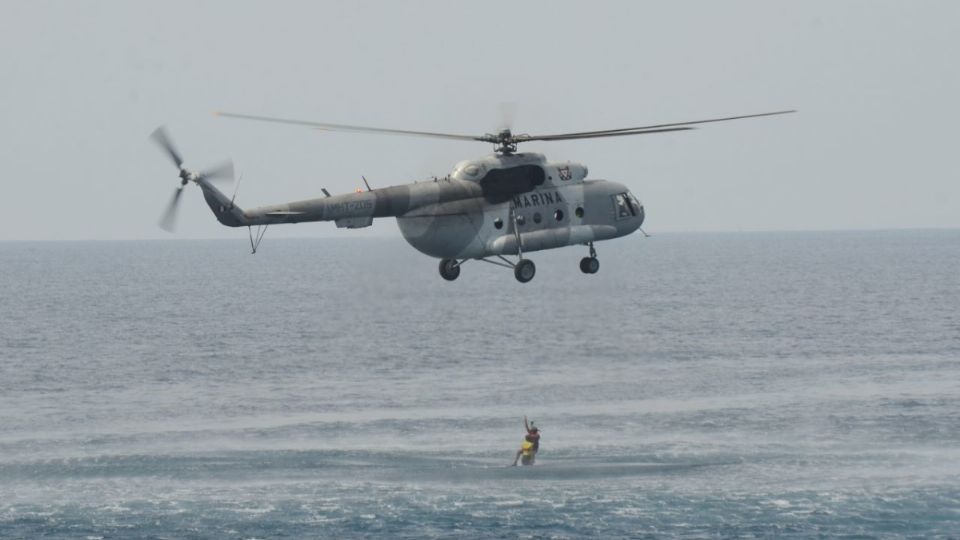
1 1 957 240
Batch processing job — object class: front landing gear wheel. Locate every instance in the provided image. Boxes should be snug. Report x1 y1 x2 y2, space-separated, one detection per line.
514 259 536 283
439 258 461 281
579 257 599 274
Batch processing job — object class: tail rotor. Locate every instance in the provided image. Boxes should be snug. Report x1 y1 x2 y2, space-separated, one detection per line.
150 127 233 232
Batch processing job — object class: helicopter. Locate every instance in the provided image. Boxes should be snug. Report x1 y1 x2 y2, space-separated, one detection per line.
151 109 793 283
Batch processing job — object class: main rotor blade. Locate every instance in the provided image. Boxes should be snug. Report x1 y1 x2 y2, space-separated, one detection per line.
199 160 234 183
149 126 184 169
159 186 184 233
521 126 694 142
216 112 486 142
498 101 517 132
524 110 796 140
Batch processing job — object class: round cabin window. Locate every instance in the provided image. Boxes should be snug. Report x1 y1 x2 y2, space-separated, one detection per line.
494 218 503 229
575 207 585 218
516 215 526 226
555 210 564 221
533 212 542 224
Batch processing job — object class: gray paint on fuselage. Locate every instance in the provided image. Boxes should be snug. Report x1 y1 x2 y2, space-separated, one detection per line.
198 152 644 259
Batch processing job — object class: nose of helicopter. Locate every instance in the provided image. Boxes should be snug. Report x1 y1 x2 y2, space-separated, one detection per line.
635 201 645 227
613 192 645 237
628 191 645 228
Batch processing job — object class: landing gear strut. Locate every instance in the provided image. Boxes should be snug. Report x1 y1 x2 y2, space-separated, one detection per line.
440 255 537 283
439 258 461 281
580 242 599 274
506 204 535 283
441 205 538 283
471 254 537 283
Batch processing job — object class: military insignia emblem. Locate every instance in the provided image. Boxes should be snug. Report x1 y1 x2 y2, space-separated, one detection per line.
557 166 572 181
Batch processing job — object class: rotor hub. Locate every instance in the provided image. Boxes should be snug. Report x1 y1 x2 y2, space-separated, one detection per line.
179 168 192 185
494 129 518 154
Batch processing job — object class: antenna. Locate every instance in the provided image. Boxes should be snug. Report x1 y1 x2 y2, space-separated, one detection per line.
230 173 243 207
362 175 372 191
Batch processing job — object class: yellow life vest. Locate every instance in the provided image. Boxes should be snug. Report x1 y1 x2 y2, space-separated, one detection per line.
521 440 534 456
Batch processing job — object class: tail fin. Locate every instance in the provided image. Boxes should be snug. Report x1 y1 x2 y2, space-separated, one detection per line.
197 178 249 227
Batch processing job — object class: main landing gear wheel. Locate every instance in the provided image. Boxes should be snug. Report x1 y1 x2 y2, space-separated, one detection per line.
439 258 461 281
580 242 599 274
514 259 536 283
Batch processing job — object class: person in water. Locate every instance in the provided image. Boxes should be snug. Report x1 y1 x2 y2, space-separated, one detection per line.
512 416 541 466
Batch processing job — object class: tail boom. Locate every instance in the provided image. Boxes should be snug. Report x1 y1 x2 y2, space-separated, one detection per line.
198 181 406 229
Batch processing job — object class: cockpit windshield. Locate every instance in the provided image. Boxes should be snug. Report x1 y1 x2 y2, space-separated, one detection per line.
613 192 640 219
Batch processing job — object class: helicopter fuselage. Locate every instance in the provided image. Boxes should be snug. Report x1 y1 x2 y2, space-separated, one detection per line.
200 152 644 260
157 108 790 281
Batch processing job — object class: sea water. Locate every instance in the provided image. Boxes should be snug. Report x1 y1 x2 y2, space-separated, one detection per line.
1 231 959 538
